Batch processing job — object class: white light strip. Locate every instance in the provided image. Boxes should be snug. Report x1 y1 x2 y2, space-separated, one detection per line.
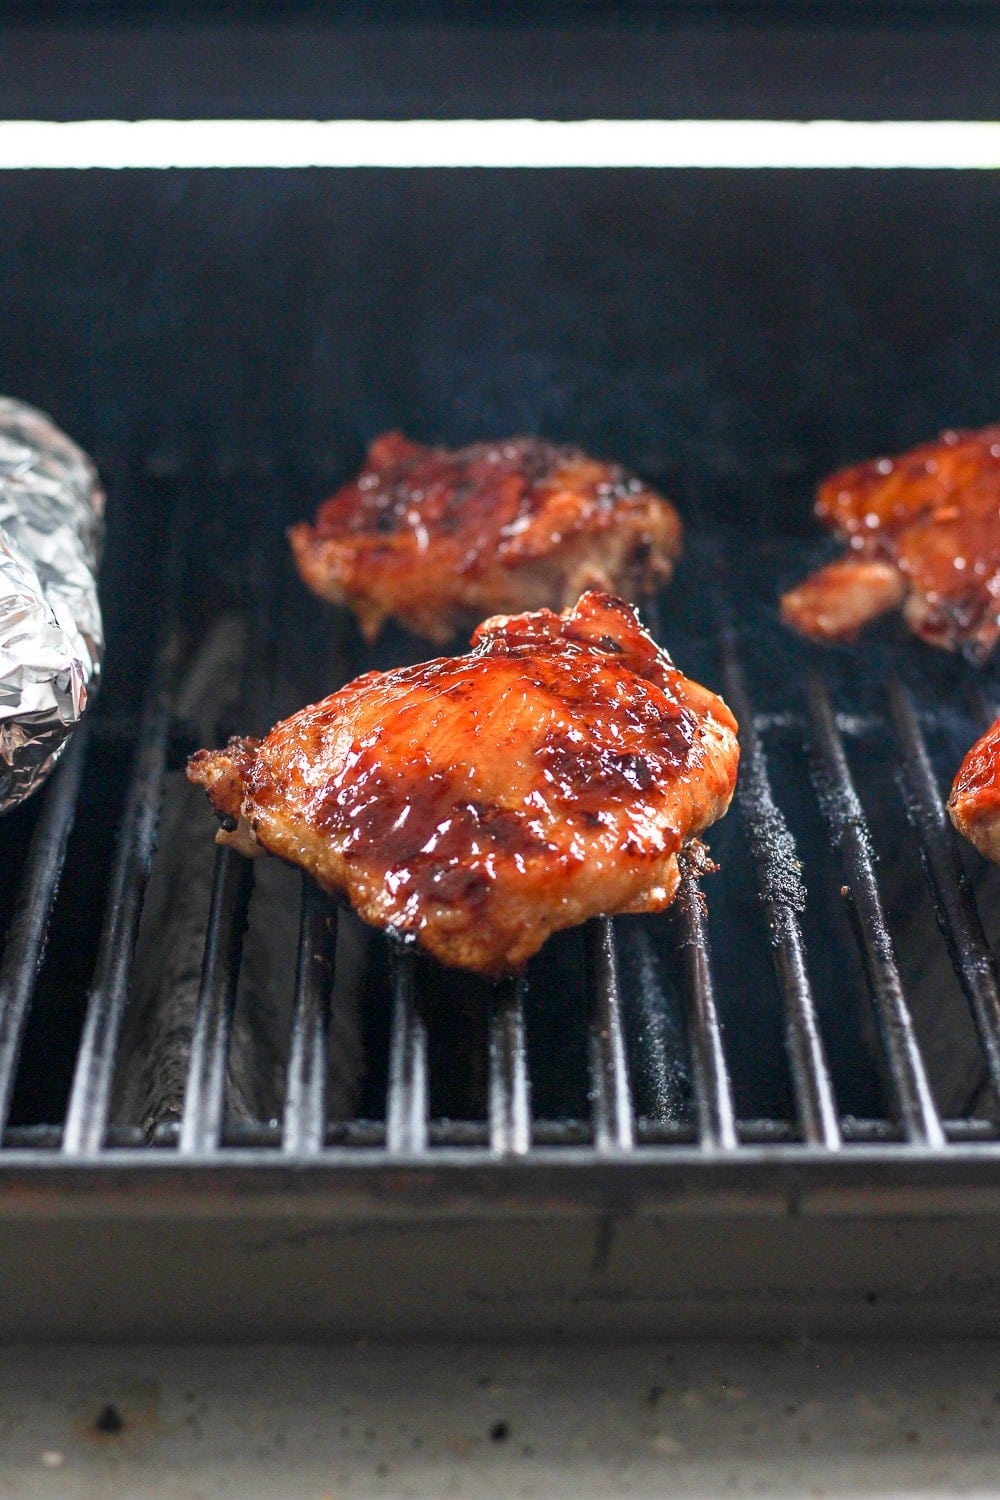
0 118 998 170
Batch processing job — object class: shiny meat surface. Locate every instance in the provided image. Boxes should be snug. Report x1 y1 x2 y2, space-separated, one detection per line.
289 432 682 643
187 592 738 975
781 425 1000 660
949 717 1000 862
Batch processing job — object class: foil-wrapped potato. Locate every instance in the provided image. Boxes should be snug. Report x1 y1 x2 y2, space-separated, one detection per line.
0 398 104 812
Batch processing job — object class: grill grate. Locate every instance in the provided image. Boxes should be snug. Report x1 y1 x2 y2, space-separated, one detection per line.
673 871 738 1150
62 634 179 1157
887 675 1000 1103
488 975 531 1156
179 847 255 1155
585 920 633 1154
3 495 1000 1171
720 638 841 1149
804 671 945 1147
386 950 429 1156
0 728 88 1140
282 874 337 1156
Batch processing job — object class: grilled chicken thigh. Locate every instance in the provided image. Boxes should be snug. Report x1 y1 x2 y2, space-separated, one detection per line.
187 592 738 975
289 432 682 644
949 718 1000 862
781 425 1000 660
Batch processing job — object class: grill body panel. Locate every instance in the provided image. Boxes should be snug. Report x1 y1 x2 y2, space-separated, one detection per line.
5 1153 1000 1338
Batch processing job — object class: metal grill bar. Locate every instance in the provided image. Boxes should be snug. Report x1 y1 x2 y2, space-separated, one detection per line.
282 876 337 1155
62 637 177 1156
804 673 945 1147
720 643 841 1149
14 1112 1000 1152
0 731 89 1140
887 676 1000 1109
488 975 531 1155
646 583 736 1148
586 917 635 1151
179 846 254 1154
385 948 428 1154
673 869 738 1149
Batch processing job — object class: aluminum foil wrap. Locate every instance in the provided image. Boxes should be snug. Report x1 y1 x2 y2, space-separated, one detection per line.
0 397 104 813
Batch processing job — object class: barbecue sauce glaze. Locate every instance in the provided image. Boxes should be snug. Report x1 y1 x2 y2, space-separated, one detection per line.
188 591 739 974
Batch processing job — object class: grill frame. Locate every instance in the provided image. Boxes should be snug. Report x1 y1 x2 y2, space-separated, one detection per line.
3 1146 1000 1341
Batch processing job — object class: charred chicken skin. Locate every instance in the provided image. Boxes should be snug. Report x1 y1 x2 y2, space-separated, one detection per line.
949 718 1000 862
781 425 1000 660
187 592 738 976
289 432 683 644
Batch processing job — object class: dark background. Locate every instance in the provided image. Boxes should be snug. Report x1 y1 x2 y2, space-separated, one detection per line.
4 2 1000 121
0 3 998 524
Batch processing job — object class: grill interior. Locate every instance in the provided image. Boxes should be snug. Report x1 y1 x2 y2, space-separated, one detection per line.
3 477 1000 1164
5 0 1000 1339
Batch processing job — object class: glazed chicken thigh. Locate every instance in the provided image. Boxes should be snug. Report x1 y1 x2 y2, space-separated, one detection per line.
289 432 683 644
781 425 1000 660
187 592 738 975
949 717 1000 863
